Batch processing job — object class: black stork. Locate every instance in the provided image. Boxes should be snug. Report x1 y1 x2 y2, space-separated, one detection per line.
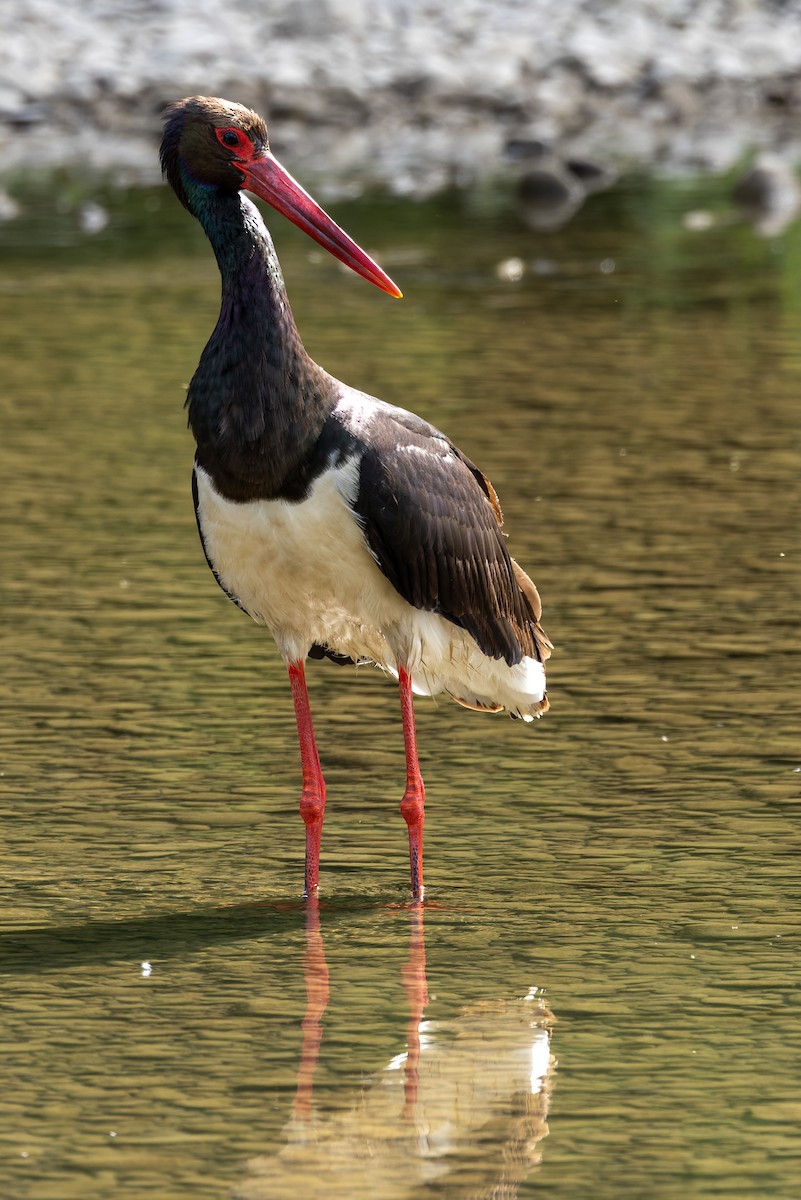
160 97 551 900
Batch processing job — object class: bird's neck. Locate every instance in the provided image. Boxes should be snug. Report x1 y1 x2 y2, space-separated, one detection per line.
187 189 335 501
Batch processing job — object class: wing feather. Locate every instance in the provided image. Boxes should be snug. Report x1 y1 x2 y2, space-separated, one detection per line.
350 412 550 666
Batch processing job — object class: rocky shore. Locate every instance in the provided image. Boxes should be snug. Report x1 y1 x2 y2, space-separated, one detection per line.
2 0 801 195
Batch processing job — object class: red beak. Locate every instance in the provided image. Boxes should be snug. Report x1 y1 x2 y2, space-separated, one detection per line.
241 151 402 298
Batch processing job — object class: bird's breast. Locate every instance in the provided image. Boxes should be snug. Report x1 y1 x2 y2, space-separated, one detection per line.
193 457 403 665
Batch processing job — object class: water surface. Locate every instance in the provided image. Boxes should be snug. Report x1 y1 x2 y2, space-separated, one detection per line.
1 176 800 1199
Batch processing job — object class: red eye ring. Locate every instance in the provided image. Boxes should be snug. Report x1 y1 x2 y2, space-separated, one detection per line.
216 127 251 157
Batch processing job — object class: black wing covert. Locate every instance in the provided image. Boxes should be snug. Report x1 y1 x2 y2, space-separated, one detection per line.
351 412 548 667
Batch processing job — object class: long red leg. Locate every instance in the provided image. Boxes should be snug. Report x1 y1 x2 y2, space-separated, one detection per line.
288 660 326 896
398 665 425 900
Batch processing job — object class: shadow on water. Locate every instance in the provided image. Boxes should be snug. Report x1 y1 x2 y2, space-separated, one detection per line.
0 897 364 975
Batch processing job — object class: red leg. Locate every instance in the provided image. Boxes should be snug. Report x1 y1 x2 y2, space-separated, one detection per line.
398 665 425 900
288 660 326 896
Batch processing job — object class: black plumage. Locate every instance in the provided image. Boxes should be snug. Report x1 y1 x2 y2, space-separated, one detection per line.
341 403 548 667
160 95 551 898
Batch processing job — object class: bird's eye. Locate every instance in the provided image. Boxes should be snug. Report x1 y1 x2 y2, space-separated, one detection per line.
217 127 249 153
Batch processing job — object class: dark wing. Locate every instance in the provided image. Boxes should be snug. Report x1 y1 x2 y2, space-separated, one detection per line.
351 409 550 667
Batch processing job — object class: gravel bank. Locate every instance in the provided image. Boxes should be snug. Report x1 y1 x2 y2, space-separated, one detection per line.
2 0 801 193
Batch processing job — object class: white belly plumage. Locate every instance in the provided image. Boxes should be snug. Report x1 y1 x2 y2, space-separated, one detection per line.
193 460 546 719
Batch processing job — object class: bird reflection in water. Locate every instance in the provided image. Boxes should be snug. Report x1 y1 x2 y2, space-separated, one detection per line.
236 902 555 1200
292 897 331 1123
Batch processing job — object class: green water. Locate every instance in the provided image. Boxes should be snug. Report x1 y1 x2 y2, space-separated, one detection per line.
1 175 800 1199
